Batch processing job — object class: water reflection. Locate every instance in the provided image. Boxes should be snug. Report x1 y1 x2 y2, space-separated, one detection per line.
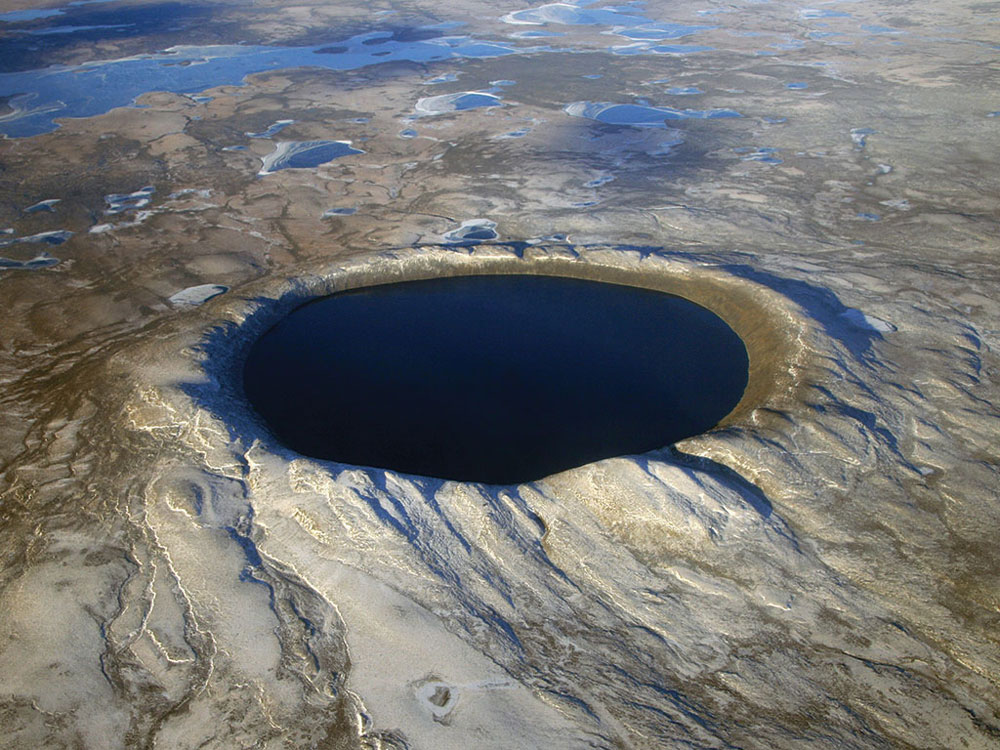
415 91 503 115
258 140 364 175
0 31 522 137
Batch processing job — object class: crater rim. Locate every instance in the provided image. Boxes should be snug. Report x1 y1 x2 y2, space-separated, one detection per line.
183 246 806 483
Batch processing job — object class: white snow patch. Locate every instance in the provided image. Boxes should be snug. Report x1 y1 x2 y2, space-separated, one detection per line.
167 284 229 307
841 308 896 333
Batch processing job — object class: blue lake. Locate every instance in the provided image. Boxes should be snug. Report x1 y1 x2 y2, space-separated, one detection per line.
0 31 521 137
242 274 749 484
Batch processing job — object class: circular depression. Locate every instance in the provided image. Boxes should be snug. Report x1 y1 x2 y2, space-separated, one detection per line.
242 273 749 484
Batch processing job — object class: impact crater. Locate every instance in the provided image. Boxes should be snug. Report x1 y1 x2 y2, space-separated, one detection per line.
238 258 792 484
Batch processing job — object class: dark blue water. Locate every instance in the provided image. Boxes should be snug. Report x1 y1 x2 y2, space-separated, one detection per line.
242 275 749 484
